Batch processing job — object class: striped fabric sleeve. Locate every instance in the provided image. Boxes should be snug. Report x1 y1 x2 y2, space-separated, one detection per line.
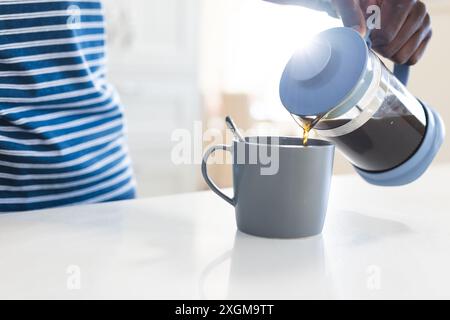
0 0 136 212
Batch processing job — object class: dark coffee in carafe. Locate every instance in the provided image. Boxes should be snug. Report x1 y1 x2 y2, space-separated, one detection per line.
316 115 426 172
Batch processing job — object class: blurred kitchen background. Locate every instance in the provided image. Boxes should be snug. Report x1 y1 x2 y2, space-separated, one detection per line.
103 0 450 198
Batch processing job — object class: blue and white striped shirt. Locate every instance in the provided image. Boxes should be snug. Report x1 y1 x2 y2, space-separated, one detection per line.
0 0 135 212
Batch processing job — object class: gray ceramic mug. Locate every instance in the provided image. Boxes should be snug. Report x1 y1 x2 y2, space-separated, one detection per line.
202 137 335 239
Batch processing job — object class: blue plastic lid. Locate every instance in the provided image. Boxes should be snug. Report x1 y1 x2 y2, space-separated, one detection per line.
280 27 369 117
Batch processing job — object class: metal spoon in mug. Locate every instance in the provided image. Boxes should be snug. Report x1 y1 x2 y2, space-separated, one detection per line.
225 116 245 142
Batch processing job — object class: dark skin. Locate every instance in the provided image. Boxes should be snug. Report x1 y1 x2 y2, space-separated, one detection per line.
267 0 432 65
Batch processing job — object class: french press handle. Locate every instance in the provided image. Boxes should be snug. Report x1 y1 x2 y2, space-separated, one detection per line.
393 64 410 86
365 30 410 86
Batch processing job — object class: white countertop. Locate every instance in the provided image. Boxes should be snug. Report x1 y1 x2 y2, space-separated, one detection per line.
1 164 450 300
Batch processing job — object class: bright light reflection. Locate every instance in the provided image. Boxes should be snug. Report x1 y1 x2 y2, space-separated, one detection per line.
223 0 341 121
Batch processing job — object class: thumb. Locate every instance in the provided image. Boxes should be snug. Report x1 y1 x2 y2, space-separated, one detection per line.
332 0 367 36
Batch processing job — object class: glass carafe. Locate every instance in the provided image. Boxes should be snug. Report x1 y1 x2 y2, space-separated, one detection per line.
280 27 445 186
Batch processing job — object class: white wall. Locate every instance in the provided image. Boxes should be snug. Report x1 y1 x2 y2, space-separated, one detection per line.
104 0 201 197
409 1 450 164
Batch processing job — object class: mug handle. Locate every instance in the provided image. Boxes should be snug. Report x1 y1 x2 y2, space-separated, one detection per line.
201 145 235 206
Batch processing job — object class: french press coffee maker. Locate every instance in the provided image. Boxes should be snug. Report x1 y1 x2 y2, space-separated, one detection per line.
280 27 445 186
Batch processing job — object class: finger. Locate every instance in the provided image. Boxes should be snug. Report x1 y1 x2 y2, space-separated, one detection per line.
392 21 432 65
375 1 427 59
371 0 416 47
407 31 432 65
332 0 367 35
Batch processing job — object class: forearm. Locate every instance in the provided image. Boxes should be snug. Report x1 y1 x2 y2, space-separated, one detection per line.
263 0 338 17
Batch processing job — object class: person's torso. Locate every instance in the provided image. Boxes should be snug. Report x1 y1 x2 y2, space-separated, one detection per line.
0 0 135 212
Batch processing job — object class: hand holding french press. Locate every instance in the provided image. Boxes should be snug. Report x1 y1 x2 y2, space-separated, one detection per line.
333 0 432 65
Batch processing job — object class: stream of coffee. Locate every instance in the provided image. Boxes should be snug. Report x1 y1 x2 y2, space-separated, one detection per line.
291 114 324 146
302 122 312 145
